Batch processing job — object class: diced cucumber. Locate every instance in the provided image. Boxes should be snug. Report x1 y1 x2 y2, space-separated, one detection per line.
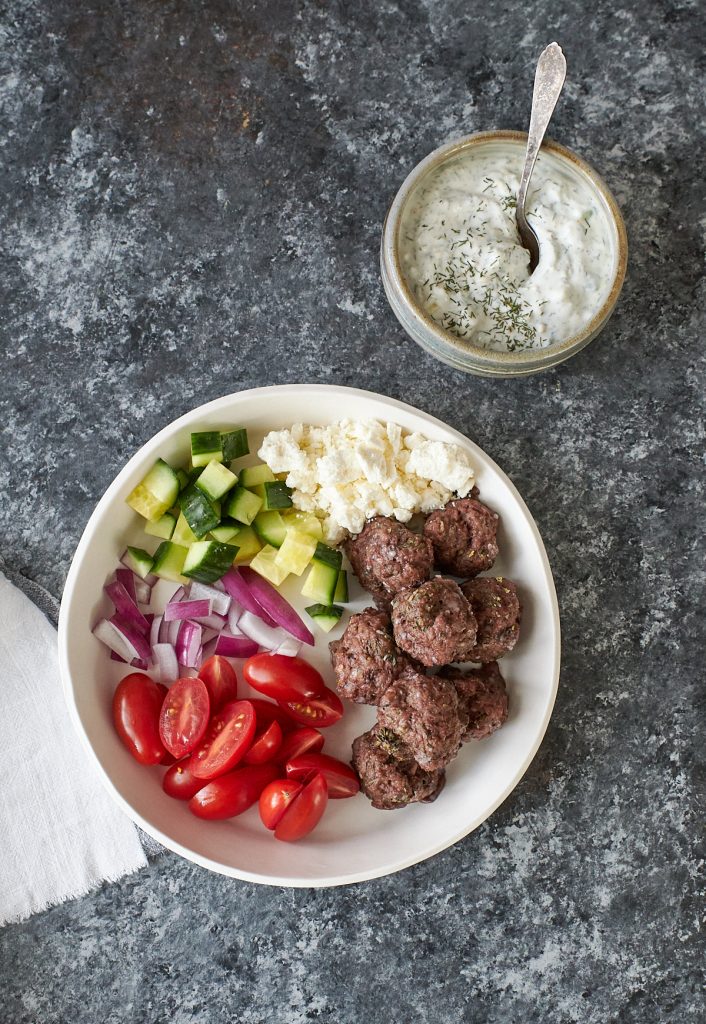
210 520 240 543
305 603 344 633
282 510 323 538
253 510 288 549
221 428 249 462
123 546 155 579
275 529 318 576
250 544 289 586
176 469 190 491
144 511 177 540
180 485 220 539
152 542 189 583
191 431 223 468
240 464 275 488
232 526 263 563
195 460 238 502
225 485 263 526
254 480 293 510
126 459 180 522
334 569 349 603
172 511 198 546
312 542 343 570
301 544 342 604
183 541 239 584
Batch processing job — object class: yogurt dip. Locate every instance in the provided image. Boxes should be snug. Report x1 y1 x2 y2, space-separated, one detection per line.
399 142 616 351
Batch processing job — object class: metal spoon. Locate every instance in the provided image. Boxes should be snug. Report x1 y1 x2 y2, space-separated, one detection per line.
516 42 567 273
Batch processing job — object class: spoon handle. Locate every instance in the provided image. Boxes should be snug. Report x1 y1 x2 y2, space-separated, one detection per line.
517 43 567 214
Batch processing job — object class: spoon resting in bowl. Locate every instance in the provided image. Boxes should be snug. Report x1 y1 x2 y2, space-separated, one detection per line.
516 42 567 274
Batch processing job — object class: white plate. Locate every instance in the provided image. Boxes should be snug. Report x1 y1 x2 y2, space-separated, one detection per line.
58 385 560 887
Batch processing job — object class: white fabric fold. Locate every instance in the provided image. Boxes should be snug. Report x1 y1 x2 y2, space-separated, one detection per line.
0 572 146 926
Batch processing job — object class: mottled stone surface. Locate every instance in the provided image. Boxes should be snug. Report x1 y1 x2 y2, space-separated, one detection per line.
1 1 704 1022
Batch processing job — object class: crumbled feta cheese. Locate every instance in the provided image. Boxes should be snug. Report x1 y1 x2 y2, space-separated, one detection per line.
258 419 475 539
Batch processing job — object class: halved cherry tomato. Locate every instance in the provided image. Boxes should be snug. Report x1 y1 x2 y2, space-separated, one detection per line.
243 654 325 703
190 700 256 779
277 727 325 764
243 719 282 765
281 686 343 728
285 752 360 798
112 672 166 765
259 779 303 830
198 655 238 712
275 773 328 842
189 763 279 820
159 677 210 758
248 698 298 734
162 759 206 801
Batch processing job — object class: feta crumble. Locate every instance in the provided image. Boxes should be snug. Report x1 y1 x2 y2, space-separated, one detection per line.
258 420 475 543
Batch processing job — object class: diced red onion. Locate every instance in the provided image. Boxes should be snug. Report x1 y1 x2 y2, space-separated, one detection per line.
214 633 259 658
275 636 302 658
169 585 186 604
201 637 218 662
133 576 153 606
227 602 243 635
104 580 151 634
164 598 212 622
200 627 220 644
237 610 290 650
187 581 231 616
110 650 148 669
94 616 151 663
150 614 163 649
152 643 179 683
192 612 227 630
222 569 278 627
109 614 152 663
176 621 202 669
238 567 315 646
167 618 181 646
115 568 137 604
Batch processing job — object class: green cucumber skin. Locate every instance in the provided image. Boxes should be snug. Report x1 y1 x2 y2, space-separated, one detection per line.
312 542 343 572
195 461 238 502
262 480 293 510
304 604 344 632
221 428 249 462
183 542 239 584
180 486 220 538
226 486 263 526
252 510 287 548
125 546 155 577
240 464 275 488
144 512 177 540
191 431 223 467
334 569 349 603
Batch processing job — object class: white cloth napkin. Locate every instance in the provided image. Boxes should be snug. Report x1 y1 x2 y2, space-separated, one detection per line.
0 572 147 926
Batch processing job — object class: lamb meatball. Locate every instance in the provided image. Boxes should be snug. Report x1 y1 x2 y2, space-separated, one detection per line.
377 666 467 771
329 608 409 705
423 497 499 577
441 662 509 740
460 576 521 662
391 578 477 667
345 516 433 608
351 727 445 810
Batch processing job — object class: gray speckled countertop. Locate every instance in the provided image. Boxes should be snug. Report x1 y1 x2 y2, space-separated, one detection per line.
1 1 704 1022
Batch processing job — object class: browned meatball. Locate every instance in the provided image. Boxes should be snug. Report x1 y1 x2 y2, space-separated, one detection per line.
377 666 467 771
391 578 477 667
424 497 499 578
460 577 521 662
440 662 509 740
329 608 409 705
351 726 445 810
345 517 433 608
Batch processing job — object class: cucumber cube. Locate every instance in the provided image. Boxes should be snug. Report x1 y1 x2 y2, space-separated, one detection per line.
275 529 318 576
312 542 343 571
195 460 238 502
255 480 293 510
152 542 189 583
191 431 223 468
225 486 263 526
180 485 220 539
240 464 275 488
221 428 249 462
126 459 180 522
232 525 263 563
144 511 176 540
176 469 190 491
302 558 340 605
250 544 289 586
183 541 239 584
172 511 198 546
210 520 240 543
334 569 349 603
252 510 288 549
305 604 344 633
282 511 323 539
123 546 155 580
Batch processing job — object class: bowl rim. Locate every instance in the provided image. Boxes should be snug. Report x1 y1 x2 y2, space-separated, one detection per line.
382 129 628 373
58 384 561 887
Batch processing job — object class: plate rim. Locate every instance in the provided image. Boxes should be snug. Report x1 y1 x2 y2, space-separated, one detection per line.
58 383 561 887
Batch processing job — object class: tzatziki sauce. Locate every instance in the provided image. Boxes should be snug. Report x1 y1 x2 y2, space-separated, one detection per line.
399 143 616 351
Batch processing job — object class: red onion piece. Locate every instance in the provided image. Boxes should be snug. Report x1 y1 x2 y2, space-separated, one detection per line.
115 568 137 605
187 581 231 616
104 580 151 634
192 612 227 630
150 614 163 649
109 650 148 669
222 569 278 628
214 633 259 658
164 599 212 622
227 602 243 635
201 636 218 663
274 636 302 658
237 610 290 650
166 618 181 646
238 567 315 646
176 621 202 669
152 643 179 683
